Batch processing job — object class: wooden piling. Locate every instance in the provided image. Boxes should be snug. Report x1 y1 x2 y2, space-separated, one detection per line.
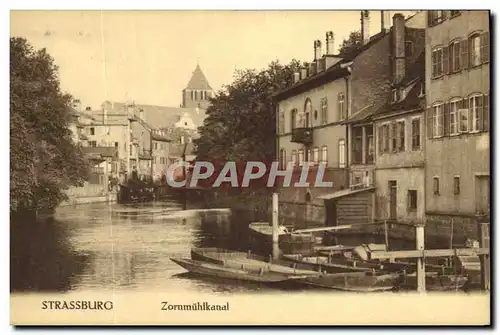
415 223 426 293
384 220 389 249
272 192 279 261
477 221 490 291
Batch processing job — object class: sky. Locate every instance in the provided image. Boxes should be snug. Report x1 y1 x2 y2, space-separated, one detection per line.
10 10 415 109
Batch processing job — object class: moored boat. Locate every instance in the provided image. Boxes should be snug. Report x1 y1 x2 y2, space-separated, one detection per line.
282 254 376 273
248 221 317 255
191 247 320 276
170 258 305 283
295 271 398 292
395 271 469 292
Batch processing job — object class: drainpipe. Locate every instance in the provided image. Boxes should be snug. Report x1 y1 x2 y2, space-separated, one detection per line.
344 76 350 187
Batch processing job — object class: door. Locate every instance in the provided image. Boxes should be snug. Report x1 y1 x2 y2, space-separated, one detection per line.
389 181 397 220
475 175 490 215
325 200 337 226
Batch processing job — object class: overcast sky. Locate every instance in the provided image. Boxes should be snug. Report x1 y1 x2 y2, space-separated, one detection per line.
11 10 415 109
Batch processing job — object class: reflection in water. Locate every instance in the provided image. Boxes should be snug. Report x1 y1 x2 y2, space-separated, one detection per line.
10 198 415 294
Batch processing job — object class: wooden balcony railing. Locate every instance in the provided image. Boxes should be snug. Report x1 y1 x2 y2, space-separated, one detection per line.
291 127 313 144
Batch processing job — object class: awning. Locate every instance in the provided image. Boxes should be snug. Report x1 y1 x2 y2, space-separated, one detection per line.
317 186 375 200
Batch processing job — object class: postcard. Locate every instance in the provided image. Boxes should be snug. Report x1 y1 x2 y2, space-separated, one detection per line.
10 9 490 326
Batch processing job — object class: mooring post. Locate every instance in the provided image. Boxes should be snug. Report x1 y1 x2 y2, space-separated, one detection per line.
415 223 426 293
477 221 490 291
272 192 279 261
384 220 389 249
449 217 454 267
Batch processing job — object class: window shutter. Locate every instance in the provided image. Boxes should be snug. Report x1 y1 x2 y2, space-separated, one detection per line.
427 108 433 139
443 45 450 75
378 126 383 155
468 97 474 131
460 39 469 70
483 94 489 131
443 103 450 136
395 122 401 150
481 32 490 63
431 50 436 77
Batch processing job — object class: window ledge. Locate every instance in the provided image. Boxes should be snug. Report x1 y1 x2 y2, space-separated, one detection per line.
431 75 444 81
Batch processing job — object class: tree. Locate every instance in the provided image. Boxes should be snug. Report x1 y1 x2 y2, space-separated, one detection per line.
338 30 362 55
10 37 89 215
193 60 302 193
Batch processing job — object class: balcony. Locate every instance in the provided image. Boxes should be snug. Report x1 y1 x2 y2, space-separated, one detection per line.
291 127 313 144
139 149 153 160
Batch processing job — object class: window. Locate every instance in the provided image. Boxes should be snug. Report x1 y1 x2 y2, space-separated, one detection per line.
89 140 97 147
320 146 328 164
397 121 405 152
390 122 397 151
180 136 185 144
154 142 158 150
279 149 286 169
408 190 417 211
304 99 312 128
469 95 483 132
449 40 461 72
392 89 399 102
459 105 469 133
353 127 363 163
291 150 297 166
291 109 297 130
480 32 490 63
366 126 374 163
279 109 285 134
338 93 345 120
429 104 444 138
307 149 312 163
90 127 95 135
191 90 195 100
411 118 421 150
313 147 319 164
115 142 119 147
320 97 328 125
469 34 481 67
433 177 440 195
432 47 444 78
298 150 304 166
453 176 460 195
428 10 444 26
314 110 318 120
378 124 390 154
449 99 460 135
338 140 345 168
405 41 413 57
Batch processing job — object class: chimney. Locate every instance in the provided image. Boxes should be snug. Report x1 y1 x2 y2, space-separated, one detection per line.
392 13 406 84
139 108 144 120
326 31 335 55
293 72 300 83
300 67 308 80
85 106 91 111
72 99 82 112
314 40 322 60
381 10 391 32
361 10 370 44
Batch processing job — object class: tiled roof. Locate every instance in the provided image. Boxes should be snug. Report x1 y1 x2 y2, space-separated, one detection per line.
82 146 118 159
99 101 207 130
169 142 195 157
185 65 213 90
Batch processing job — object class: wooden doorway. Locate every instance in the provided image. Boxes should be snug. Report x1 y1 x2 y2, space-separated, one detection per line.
475 175 490 215
325 200 337 226
389 180 397 220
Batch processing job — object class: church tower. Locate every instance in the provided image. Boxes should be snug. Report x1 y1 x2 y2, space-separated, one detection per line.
182 65 214 109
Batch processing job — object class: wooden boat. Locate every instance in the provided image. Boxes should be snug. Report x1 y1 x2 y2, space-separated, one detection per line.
248 222 317 255
395 271 469 292
295 271 398 292
191 247 320 276
314 245 355 255
170 258 304 283
282 254 376 273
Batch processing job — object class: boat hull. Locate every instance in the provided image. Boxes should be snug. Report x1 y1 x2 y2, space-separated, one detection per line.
282 254 375 273
191 248 320 276
295 272 398 292
170 258 296 283
248 222 317 256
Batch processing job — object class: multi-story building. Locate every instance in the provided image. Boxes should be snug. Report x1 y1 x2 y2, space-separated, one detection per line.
273 30 353 228
424 10 490 244
151 129 171 181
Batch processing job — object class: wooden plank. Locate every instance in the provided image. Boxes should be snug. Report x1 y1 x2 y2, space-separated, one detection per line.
370 248 490 260
292 222 384 234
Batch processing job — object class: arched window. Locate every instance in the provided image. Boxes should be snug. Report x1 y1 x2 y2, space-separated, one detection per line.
304 99 312 128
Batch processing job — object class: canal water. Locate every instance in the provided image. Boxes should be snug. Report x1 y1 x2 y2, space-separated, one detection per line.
11 198 418 295
11 198 290 294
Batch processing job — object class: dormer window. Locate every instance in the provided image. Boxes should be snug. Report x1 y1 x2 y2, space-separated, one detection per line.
405 41 414 58
392 89 399 102
418 83 425 97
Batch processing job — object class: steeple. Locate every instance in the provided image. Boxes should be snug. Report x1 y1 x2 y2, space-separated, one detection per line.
185 65 213 90
182 65 214 109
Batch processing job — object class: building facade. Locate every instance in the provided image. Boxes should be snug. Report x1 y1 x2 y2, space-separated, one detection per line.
151 130 171 181
424 10 490 244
